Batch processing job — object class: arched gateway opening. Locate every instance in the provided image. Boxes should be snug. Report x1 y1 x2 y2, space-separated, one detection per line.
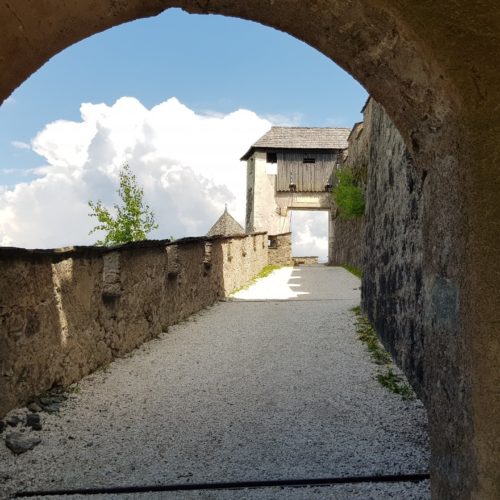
1 2 499 499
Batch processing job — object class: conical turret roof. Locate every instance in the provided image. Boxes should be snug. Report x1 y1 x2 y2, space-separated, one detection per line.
206 206 245 237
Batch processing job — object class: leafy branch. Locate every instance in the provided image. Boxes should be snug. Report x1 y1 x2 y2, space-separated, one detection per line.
88 164 158 246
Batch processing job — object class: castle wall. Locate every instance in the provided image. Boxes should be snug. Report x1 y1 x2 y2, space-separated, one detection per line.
362 99 425 395
328 99 425 395
328 215 365 268
268 232 293 266
0 233 268 417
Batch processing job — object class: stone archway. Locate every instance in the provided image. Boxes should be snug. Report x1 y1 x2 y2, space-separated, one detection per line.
1 2 499 498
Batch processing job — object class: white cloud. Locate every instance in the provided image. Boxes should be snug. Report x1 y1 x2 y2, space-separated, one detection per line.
0 96 329 257
11 140 31 150
264 113 303 126
290 211 329 262
0 97 271 248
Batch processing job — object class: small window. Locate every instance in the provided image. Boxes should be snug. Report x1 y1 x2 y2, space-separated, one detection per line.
266 163 277 175
268 236 278 249
303 158 316 164
266 152 277 164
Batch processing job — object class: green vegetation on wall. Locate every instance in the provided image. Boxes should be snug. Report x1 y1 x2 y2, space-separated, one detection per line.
332 168 365 218
351 306 415 400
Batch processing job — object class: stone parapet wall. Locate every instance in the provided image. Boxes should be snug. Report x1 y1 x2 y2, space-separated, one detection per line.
268 233 293 267
0 233 268 417
217 233 269 295
293 256 319 266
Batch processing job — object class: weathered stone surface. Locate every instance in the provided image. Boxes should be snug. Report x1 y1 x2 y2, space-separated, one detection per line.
41 403 62 414
0 234 267 421
5 415 21 427
329 118 367 269
329 216 365 269
27 402 42 413
39 395 66 406
361 100 425 397
332 96 500 498
26 413 42 431
331 98 426 418
268 233 293 267
5 432 41 454
102 252 121 299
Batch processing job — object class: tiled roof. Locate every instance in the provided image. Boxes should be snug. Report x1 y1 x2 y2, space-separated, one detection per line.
206 207 245 237
241 126 351 160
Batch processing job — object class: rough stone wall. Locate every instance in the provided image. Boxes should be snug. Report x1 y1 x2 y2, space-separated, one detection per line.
0 234 267 418
218 233 269 295
268 233 292 267
329 108 369 269
331 99 424 392
328 216 365 269
361 99 425 395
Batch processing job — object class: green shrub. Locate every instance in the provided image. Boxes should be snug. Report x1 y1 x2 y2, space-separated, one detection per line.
332 168 365 218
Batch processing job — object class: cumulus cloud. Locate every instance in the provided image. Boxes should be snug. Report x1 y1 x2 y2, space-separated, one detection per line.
0 97 271 248
0 96 329 257
291 211 329 262
11 140 31 150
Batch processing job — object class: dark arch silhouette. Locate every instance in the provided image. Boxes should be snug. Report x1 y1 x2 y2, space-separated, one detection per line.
1 2 499 498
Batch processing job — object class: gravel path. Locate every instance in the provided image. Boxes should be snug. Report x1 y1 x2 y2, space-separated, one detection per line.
0 266 429 499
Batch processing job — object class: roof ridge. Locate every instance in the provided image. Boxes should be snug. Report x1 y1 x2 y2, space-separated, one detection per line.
240 126 351 160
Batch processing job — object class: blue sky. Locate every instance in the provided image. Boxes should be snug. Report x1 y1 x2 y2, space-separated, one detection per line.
0 8 367 254
0 8 366 186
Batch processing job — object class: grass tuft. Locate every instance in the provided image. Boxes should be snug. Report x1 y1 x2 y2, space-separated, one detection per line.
376 369 415 400
343 265 362 279
351 306 415 401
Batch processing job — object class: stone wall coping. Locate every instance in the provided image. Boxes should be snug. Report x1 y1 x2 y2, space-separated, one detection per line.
204 231 267 242
0 232 268 262
268 232 292 237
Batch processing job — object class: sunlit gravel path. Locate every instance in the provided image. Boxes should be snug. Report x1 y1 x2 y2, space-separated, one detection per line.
0 266 429 499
